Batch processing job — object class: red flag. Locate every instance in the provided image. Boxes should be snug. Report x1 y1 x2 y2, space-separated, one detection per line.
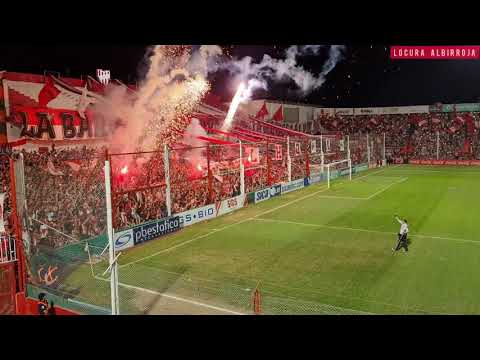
38 76 61 107
272 105 283 122
87 76 106 94
455 116 465 125
255 102 269 119
465 113 475 134
448 126 458 134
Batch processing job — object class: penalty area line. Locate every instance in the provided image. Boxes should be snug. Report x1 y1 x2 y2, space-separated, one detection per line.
119 166 393 269
253 218 480 245
366 177 408 200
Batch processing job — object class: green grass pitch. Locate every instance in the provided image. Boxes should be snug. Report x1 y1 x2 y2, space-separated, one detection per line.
67 164 480 314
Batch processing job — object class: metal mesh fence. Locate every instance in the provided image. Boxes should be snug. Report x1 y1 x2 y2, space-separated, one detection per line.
289 138 308 180
260 293 372 315
110 151 167 230
244 141 268 193
349 134 369 165
20 149 111 314
99 263 373 315
13 137 373 315
0 262 16 315
106 263 253 315
369 133 385 165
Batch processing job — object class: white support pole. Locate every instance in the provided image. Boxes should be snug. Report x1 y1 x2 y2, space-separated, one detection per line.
327 164 330 189
104 158 119 315
383 132 386 162
366 133 370 165
85 242 95 278
287 136 292 182
347 135 351 160
239 140 245 195
114 259 120 312
348 158 352 180
164 144 172 217
320 134 324 173
436 131 440 160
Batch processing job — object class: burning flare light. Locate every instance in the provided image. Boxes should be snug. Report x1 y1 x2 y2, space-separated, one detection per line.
221 82 245 132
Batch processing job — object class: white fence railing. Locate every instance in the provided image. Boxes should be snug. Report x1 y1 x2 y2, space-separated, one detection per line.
0 234 17 264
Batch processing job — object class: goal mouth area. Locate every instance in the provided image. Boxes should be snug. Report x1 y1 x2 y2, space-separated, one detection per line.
324 158 352 187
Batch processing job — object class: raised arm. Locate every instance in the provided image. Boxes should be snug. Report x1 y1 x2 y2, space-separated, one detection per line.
395 216 403 225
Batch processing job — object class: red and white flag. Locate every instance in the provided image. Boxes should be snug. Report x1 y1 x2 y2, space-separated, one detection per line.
431 117 441 124
65 161 81 172
272 105 284 122
274 144 282 161
448 126 458 134
418 119 427 127
455 116 465 125
255 102 269 119
245 146 259 165
295 142 301 156
0 193 5 233
38 76 61 107
46 160 64 176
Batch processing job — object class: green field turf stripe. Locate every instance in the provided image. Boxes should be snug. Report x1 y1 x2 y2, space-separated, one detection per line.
365 177 408 199
119 166 393 269
253 218 479 245
385 169 480 174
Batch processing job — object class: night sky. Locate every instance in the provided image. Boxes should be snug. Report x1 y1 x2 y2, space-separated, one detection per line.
2 43 480 108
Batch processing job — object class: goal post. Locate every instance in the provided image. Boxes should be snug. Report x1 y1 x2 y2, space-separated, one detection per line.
326 158 352 189
104 154 120 315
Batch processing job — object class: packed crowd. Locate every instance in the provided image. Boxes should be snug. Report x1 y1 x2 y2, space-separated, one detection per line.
318 112 480 160
23 146 106 249
1 156 13 237
3 111 480 251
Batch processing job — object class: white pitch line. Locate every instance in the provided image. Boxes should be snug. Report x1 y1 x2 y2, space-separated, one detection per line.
120 166 393 269
388 169 480 174
94 276 245 315
366 177 408 200
316 195 367 200
119 217 254 269
316 177 407 201
253 218 480 245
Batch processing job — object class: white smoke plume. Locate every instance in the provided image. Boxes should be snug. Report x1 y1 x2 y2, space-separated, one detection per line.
92 45 222 154
214 44 346 99
91 44 344 155
181 118 208 168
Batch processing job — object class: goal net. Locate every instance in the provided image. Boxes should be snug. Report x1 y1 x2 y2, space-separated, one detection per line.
325 159 352 188
308 134 350 176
